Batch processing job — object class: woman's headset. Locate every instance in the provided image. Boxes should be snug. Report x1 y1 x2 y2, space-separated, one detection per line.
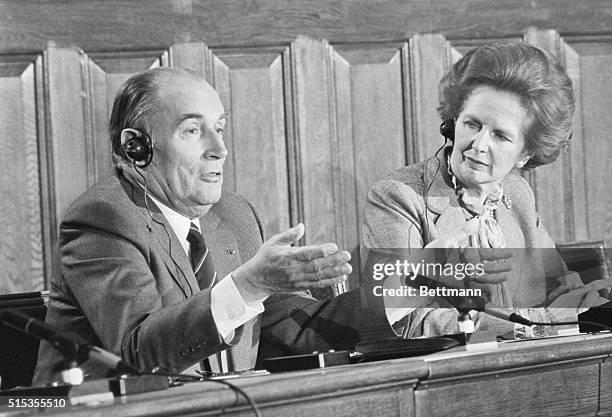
439 120 455 142
422 119 456 242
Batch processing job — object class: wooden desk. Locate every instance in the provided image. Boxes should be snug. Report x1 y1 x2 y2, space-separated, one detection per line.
415 334 612 416
9 334 612 416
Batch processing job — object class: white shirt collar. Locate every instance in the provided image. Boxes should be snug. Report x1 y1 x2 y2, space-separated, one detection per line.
147 194 200 255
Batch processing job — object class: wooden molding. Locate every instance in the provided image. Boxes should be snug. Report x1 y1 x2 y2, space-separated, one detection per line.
1 1 611 52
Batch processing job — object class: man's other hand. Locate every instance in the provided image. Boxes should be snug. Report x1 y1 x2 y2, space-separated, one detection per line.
232 223 351 301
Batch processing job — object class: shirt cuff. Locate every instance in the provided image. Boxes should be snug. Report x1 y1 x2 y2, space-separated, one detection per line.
211 274 265 341
382 274 426 325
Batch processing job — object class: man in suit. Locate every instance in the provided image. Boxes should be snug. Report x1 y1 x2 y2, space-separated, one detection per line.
33 67 393 384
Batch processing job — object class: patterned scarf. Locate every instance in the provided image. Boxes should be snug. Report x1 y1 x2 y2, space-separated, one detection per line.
447 153 510 249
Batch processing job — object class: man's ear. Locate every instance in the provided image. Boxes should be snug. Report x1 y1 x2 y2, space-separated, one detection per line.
120 128 141 148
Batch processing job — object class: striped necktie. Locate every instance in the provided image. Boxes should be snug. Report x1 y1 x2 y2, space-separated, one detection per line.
186 222 227 374
186 222 217 290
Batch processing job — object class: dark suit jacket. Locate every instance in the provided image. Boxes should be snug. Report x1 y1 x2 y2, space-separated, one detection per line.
34 169 393 384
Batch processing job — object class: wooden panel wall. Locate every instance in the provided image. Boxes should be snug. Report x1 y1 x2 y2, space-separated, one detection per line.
524 30 612 242
0 55 45 293
211 46 292 235
565 37 612 243
0 1 611 294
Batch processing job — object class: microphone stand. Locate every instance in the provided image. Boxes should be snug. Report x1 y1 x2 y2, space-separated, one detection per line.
0 309 138 386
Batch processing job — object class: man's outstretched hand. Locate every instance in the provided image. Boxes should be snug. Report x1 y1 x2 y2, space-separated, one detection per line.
232 223 351 302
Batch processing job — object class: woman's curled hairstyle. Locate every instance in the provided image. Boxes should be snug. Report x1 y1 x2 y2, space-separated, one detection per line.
437 42 575 169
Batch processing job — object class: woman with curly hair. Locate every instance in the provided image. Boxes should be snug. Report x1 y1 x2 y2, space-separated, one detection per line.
362 42 609 338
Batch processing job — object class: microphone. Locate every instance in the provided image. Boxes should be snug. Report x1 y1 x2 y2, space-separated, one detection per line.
411 273 612 331
409 273 535 326
0 309 139 375
481 306 533 326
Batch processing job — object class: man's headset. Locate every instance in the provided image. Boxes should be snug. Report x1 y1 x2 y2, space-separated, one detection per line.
122 129 153 168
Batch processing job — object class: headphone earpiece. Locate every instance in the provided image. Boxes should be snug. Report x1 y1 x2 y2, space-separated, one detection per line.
439 120 455 142
122 130 153 168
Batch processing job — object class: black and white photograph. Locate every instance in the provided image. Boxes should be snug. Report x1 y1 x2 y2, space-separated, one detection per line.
0 1 611 415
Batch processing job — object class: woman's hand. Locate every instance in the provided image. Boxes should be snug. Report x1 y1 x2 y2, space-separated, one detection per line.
425 218 514 284
462 247 514 284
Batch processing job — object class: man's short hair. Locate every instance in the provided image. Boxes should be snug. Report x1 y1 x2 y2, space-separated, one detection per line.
109 67 202 164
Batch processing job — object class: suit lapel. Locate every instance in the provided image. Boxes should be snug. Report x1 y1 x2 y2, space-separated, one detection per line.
199 210 242 283
422 156 470 244
148 210 199 297
122 174 198 298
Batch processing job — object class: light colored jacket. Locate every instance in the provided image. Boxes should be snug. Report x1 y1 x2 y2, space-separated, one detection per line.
361 156 572 337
